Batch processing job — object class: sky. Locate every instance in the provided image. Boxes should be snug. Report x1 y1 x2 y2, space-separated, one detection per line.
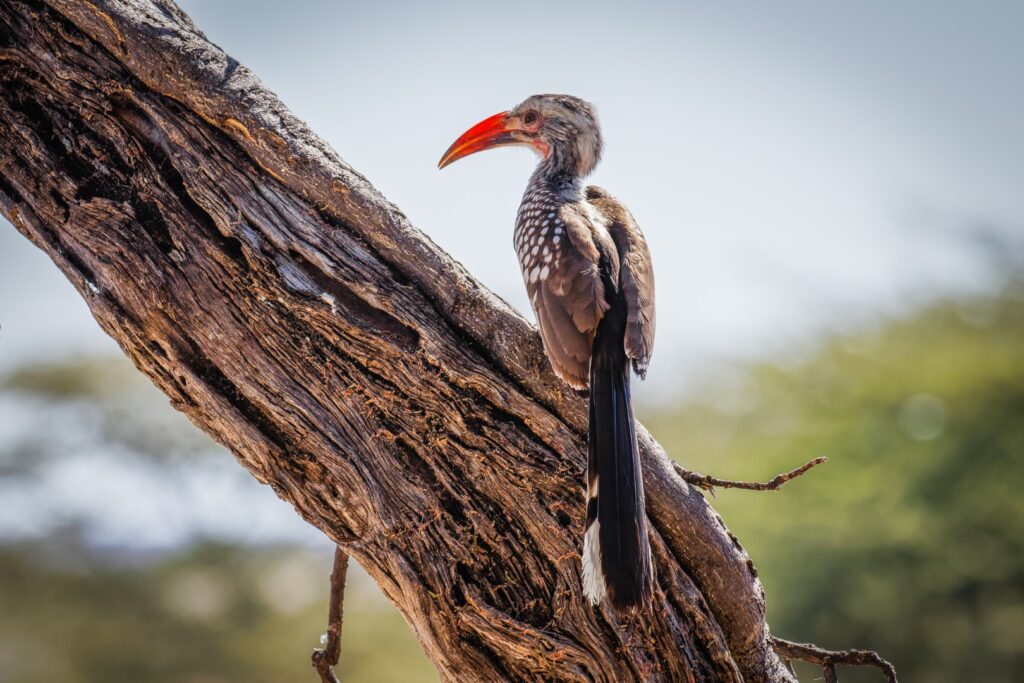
1 0 1022 394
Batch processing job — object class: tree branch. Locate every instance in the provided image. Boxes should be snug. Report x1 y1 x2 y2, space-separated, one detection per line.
311 547 350 683
674 456 828 495
771 637 898 683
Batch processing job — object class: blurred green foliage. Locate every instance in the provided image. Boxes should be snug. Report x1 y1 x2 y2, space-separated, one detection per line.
647 281 1024 682
0 537 434 683
1 281 1022 681
0 355 438 682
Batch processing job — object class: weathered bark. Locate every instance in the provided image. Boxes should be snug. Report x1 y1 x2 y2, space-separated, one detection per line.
0 1 795 680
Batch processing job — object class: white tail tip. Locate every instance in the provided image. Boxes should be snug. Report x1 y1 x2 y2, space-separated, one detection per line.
581 520 606 604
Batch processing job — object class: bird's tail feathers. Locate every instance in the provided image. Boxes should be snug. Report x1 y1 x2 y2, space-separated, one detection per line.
582 308 654 612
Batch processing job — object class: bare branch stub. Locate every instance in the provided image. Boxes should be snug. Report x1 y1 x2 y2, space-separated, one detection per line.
311 547 350 683
770 637 898 683
674 456 828 495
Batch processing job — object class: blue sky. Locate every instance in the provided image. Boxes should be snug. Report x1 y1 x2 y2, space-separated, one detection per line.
1 1 1021 394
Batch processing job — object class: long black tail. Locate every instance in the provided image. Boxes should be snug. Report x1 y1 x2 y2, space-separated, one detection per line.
582 296 654 612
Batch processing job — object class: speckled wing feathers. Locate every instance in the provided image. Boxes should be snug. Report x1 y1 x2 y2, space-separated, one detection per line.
516 192 609 389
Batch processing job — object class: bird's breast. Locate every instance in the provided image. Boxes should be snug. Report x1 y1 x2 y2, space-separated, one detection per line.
514 197 568 290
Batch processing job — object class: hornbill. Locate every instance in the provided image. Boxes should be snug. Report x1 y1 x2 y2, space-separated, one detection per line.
439 95 656 612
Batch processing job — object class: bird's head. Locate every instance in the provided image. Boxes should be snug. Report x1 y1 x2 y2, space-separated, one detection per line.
438 94 602 179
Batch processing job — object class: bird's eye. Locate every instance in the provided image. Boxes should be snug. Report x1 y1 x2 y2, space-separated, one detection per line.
522 111 539 126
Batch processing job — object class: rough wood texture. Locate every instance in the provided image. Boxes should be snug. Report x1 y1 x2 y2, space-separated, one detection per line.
0 1 795 680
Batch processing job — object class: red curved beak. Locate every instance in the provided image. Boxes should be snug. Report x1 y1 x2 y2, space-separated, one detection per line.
438 111 516 169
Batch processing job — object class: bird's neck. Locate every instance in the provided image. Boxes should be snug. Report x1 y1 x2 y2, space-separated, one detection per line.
527 164 584 204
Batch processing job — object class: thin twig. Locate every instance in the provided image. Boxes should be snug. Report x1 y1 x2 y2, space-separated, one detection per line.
771 636 898 683
311 547 350 683
674 456 828 495
781 657 797 676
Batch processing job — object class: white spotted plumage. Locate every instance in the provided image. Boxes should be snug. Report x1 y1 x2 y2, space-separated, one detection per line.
513 180 565 294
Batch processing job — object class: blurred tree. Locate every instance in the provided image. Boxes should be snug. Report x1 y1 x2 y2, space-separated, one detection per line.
0 538 434 683
0 359 436 683
648 280 1024 682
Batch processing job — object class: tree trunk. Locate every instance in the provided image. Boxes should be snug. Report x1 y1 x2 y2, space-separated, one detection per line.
0 1 794 680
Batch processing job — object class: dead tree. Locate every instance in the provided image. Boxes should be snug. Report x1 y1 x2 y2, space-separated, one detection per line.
0 2 896 681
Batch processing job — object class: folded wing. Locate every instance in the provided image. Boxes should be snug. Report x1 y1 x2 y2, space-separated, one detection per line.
585 186 656 377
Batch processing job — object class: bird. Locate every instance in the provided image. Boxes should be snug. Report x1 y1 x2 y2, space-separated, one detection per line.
439 94 656 612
